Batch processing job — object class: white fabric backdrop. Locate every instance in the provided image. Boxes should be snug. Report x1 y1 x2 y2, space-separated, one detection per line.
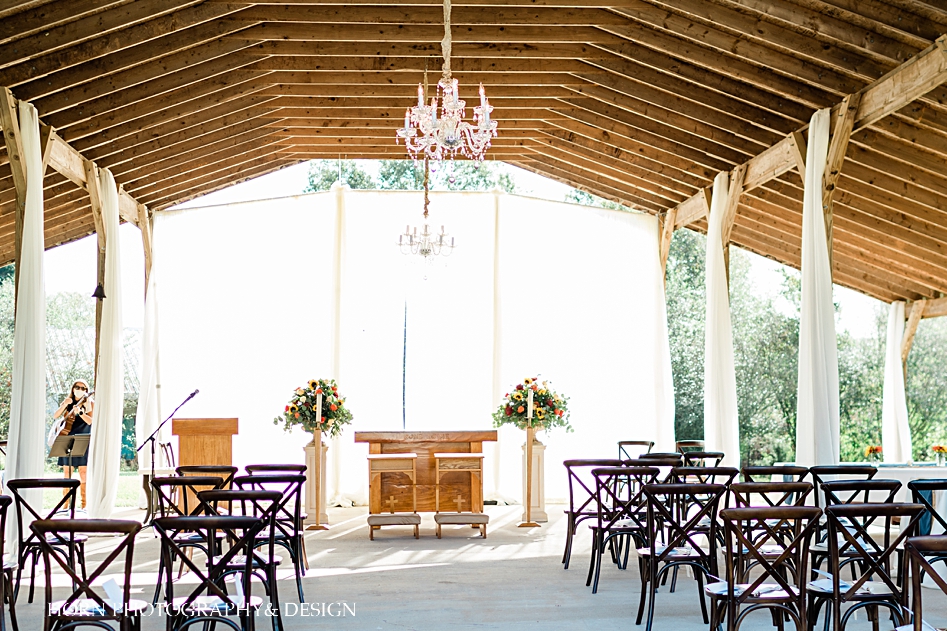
794 108 840 467
86 168 124 518
881 301 912 463
5 101 47 541
703 172 740 467
155 190 672 504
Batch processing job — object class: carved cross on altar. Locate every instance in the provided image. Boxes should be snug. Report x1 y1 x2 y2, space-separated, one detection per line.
453 495 466 513
387 496 397 513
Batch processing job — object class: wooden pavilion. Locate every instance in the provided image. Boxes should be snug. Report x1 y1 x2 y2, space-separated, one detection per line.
2 0 947 352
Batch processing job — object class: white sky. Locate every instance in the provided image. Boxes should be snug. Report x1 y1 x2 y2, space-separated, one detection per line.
40 160 881 337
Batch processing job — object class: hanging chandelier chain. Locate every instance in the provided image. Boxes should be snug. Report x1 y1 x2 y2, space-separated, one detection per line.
441 0 452 82
423 156 430 220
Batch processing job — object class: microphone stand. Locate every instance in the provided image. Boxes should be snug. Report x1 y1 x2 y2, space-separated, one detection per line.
137 390 198 509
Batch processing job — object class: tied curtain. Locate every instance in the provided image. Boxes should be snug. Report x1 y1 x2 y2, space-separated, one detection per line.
5 101 47 540
881 301 912 462
86 168 124 518
154 190 674 504
703 171 740 467
794 108 839 467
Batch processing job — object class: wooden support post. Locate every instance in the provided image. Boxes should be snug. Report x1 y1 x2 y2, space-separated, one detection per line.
85 160 107 377
720 164 747 289
0 88 28 305
902 300 927 378
789 130 807 180
659 205 677 281
822 93 860 278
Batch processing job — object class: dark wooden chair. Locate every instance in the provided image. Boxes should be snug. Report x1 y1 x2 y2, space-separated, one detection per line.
32 519 144 631
245 464 307 475
154 515 268 631
0 496 18 631
199 489 285 631
683 451 726 468
636 483 727 631
561 459 623 570
233 474 307 603
906 536 947 631
708 506 821 631
585 466 659 593
618 441 655 459
150 475 225 606
806 503 923 631
176 465 238 489
6 478 87 604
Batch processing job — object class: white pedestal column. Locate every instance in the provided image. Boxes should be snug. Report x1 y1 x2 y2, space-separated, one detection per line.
521 437 547 522
304 438 329 527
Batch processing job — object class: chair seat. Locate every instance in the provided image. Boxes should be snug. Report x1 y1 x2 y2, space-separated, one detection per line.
211 553 283 566
636 545 707 558
705 582 797 599
171 595 264 614
807 579 893 596
50 598 149 616
44 533 88 545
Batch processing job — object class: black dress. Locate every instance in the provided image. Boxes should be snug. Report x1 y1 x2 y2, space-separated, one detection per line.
57 403 92 467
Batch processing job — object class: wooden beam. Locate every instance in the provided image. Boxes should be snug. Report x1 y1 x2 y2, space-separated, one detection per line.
822 92 861 277
906 296 947 321
0 86 27 301
674 187 712 229
902 299 926 373
671 35 947 229
84 159 106 376
720 164 748 247
660 206 676 279
789 130 807 179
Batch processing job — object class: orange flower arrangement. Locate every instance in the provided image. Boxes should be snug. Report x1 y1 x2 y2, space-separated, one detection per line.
493 376 572 432
273 378 352 437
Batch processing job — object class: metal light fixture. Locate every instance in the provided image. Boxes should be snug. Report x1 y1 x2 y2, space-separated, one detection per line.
398 157 455 259
395 0 497 161
92 283 106 300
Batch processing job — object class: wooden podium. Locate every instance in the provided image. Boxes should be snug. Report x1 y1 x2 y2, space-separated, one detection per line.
172 418 239 467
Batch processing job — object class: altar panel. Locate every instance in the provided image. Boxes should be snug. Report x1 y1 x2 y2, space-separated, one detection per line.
355 431 497 514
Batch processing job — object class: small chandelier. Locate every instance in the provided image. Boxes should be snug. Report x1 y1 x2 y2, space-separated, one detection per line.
398 157 455 259
395 0 498 161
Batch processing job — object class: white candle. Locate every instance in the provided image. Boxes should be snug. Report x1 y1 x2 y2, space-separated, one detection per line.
479 83 486 108
452 79 459 105
417 83 424 107
450 236 455 247
316 392 324 423
527 389 533 421
404 108 410 129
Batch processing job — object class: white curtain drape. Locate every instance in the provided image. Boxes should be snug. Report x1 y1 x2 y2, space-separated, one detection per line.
155 190 669 504
5 101 47 541
135 238 162 474
703 171 740 467
881 301 912 463
86 168 124 518
794 108 839 467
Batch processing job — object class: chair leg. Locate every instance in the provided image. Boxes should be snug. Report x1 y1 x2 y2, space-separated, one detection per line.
696 569 708 625
645 566 659 631
152 554 165 607
635 558 649 625
562 516 574 567
299 535 310 571
586 530 599 587
669 565 679 593
591 537 605 594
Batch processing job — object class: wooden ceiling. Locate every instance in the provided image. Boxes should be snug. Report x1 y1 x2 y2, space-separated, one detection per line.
2 0 947 304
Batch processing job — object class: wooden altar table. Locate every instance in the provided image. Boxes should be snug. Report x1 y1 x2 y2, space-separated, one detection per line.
355 431 497 514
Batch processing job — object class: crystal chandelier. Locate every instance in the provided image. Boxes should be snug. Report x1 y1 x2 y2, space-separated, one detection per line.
398 157 455 259
395 0 498 161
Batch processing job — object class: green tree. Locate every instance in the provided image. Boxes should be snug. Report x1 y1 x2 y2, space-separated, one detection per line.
0 280 13 439
0 264 12 285
564 188 631 212
304 160 375 192
376 159 516 193
378 160 425 190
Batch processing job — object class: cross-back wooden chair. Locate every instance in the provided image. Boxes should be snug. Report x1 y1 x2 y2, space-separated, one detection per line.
561 459 623 570
0 496 18 631
906 536 947 631
907 479 947 536
683 452 726 468
807 503 924 631
808 466 878 510
245 465 307 475
742 465 809 484
708 506 822 631
676 440 706 454
627 455 682 482
176 466 238 489
636 483 727 631
199 489 285 631
233 474 308 603
585 466 659 594
6 478 87 604
618 441 655 460
153 516 267 631
32 519 143 631
150 475 225 606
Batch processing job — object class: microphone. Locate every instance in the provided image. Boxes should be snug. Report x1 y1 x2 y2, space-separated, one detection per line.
187 389 199 400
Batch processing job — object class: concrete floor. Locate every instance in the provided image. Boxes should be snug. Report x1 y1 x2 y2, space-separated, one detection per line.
9 504 947 631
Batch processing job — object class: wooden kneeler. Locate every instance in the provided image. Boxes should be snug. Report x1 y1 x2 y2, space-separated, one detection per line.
434 453 489 538
366 453 420 540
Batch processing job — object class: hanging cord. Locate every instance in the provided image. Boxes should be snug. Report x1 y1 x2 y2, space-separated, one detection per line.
440 0 452 82
423 156 431 219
